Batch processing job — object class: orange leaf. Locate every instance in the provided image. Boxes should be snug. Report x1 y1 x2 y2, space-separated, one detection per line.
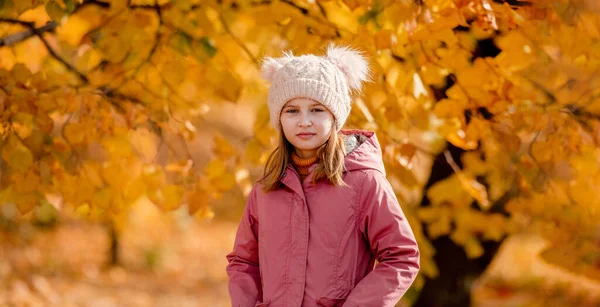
374 29 396 50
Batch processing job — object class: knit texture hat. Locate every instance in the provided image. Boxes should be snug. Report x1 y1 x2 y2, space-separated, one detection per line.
260 44 369 131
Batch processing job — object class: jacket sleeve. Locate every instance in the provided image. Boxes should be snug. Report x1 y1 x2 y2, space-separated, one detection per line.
343 171 420 307
226 185 262 307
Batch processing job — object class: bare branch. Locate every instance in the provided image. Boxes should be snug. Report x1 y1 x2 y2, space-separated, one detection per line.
0 18 32 27
0 19 89 83
0 21 57 47
443 150 462 173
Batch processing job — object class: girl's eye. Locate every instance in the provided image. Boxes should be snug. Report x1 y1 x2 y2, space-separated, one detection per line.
285 109 298 113
311 108 324 112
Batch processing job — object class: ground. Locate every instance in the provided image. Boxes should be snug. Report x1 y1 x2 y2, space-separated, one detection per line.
1 197 598 306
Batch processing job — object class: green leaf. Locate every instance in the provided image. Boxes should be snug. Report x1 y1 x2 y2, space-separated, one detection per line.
34 198 57 225
46 0 66 22
64 0 76 13
191 36 217 62
0 0 10 11
358 5 383 25
171 31 192 55
199 36 217 58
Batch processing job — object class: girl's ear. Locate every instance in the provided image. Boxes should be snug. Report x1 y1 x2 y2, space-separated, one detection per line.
326 44 370 92
260 51 295 83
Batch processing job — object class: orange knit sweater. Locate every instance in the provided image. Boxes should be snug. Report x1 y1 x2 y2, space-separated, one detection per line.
291 152 318 182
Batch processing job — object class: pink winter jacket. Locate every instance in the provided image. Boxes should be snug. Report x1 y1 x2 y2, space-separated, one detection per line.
226 130 420 307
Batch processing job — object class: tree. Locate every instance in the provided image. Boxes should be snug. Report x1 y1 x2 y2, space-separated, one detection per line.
1 0 599 305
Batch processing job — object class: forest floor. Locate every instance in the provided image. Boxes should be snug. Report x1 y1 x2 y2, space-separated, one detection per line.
0 197 598 307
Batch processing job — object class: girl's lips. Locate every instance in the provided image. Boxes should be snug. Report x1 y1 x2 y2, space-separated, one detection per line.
296 133 315 139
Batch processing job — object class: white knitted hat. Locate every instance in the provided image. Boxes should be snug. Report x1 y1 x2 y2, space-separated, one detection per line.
260 44 369 131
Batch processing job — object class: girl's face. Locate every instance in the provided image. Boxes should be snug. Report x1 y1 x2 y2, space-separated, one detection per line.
280 98 334 159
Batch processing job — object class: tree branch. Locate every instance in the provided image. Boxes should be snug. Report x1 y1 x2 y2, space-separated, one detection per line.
0 19 89 83
0 21 57 47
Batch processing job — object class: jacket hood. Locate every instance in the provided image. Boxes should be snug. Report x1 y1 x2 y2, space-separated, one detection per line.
340 130 386 176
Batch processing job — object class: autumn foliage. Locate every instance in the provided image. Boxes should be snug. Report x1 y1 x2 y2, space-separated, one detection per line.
1 0 599 304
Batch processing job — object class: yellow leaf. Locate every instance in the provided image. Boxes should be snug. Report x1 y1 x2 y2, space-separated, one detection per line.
343 0 361 10
161 58 188 86
205 158 227 179
72 179 95 205
417 207 439 223
447 130 478 150
76 45 104 72
254 104 271 129
213 173 236 192
374 29 396 50
129 128 157 162
12 112 34 139
102 135 132 157
213 133 237 159
110 195 126 214
483 216 506 241
143 165 166 189
434 99 467 119
82 162 104 188
57 15 93 46
63 122 86 144
193 206 215 222
461 151 487 176
165 159 193 174
245 139 263 165
23 129 45 157
427 215 452 238
450 228 472 246
2 135 33 172
217 70 243 102
255 129 274 147
464 237 484 259
149 184 184 212
93 187 115 209
89 204 106 219
101 160 128 188
15 192 40 214
75 203 91 217
457 173 490 210
570 149 599 176
569 178 600 211
124 177 146 203
11 63 32 84
186 184 210 215
392 157 419 187
399 143 417 162
427 175 472 207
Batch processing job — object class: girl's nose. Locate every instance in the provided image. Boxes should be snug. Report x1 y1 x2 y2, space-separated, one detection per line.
298 112 312 127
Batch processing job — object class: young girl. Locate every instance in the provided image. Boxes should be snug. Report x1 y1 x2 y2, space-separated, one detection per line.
226 44 420 307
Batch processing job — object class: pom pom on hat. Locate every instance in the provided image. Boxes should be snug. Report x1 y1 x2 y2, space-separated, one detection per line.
260 51 295 83
326 44 370 92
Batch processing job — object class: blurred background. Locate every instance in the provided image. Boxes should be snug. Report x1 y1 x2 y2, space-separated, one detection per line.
0 0 599 306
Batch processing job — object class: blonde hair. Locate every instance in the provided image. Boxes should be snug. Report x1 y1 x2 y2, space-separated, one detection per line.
260 130 347 192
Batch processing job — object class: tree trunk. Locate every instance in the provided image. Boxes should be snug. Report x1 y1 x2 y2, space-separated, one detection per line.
413 144 510 307
106 220 119 266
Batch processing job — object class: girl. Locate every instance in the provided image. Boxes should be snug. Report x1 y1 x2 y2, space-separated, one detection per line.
226 44 420 307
